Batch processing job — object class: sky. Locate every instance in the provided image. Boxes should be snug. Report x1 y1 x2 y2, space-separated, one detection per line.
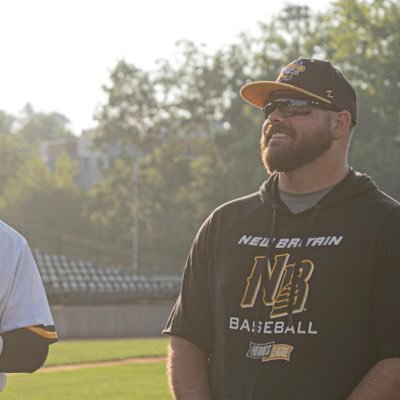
1 0 332 134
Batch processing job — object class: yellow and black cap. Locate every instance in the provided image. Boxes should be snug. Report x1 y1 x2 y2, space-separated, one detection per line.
240 58 357 124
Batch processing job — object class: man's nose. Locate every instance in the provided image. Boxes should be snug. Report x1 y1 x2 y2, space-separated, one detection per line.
267 106 285 122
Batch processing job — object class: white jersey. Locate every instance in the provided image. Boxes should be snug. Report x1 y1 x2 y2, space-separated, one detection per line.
0 220 56 390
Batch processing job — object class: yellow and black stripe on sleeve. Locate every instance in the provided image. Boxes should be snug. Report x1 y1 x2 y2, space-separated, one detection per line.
27 325 58 343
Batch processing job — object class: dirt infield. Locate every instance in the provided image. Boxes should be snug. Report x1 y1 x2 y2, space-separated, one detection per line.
40 356 166 373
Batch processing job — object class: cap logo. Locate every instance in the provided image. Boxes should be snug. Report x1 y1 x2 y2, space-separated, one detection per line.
326 90 334 99
277 61 306 82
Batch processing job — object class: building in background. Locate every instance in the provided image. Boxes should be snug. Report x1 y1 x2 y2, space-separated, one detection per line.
40 136 124 191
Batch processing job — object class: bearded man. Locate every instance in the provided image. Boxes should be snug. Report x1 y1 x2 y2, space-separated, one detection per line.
163 58 400 400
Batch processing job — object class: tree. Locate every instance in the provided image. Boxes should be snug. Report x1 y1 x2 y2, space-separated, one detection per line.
17 103 74 143
312 0 400 196
0 134 28 193
84 157 134 249
137 137 221 272
94 61 159 152
0 153 90 239
0 110 15 135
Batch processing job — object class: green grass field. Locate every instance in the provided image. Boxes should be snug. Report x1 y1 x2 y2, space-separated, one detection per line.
45 337 169 366
4 337 171 399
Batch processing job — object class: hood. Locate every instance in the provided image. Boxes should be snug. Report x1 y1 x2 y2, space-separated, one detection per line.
259 168 378 214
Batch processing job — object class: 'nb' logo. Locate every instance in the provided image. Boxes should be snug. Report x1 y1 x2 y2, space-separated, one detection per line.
240 253 314 318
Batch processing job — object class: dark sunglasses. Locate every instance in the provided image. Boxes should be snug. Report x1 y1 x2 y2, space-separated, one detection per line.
263 98 340 119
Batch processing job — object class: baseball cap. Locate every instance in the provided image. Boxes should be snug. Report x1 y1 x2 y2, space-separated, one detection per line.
240 58 357 124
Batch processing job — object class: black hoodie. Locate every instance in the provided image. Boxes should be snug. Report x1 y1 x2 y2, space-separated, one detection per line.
164 169 400 399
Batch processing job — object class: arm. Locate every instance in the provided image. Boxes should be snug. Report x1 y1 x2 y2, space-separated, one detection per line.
167 336 212 400
0 240 58 374
0 327 51 373
359 211 400 399
346 358 400 400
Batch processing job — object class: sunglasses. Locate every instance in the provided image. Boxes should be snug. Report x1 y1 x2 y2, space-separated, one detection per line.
263 98 340 119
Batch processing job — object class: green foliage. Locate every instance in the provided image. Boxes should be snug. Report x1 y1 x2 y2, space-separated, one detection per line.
17 104 73 143
314 0 400 194
0 110 15 135
0 153 89 238
94 61 159 152
319 0 400 135
0 155 55 206
84 158 134 247
0 134 28 194
54 152 81 193
137 137 218 270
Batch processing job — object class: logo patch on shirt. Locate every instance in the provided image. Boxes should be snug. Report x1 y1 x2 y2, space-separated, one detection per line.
240 253 314 318
246 341 294 362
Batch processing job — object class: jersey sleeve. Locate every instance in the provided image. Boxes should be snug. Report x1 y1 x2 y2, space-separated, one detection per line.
373 207 400 360
163 214 215 356
0 237 57 342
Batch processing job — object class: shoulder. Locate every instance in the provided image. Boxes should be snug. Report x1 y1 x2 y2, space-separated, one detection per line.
364 190 400 248
210 191 263 224
0 220 29 257
191 191 264 253
367 189 400 220
197 191 264 239
0 221 36 292
378 192 400 229
377 190 400 209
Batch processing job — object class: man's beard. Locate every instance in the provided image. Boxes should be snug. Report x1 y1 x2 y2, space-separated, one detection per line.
260 122 333 174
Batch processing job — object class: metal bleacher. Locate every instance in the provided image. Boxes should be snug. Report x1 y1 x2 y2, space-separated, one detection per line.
33 248 180 305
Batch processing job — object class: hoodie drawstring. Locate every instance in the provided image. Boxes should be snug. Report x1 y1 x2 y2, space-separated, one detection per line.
244 204 278 400
286 205 322 327
252 204 278 335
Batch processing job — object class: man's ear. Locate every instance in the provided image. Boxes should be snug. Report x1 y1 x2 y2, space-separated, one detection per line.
331 110 352 140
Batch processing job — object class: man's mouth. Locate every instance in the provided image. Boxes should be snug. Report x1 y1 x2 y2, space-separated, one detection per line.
270 133 288 139
267 132 291 145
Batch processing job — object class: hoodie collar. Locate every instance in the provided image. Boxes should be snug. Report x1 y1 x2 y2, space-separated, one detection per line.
259 168 378 214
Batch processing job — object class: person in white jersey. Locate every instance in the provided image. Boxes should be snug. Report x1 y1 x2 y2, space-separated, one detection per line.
0 220 58 390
